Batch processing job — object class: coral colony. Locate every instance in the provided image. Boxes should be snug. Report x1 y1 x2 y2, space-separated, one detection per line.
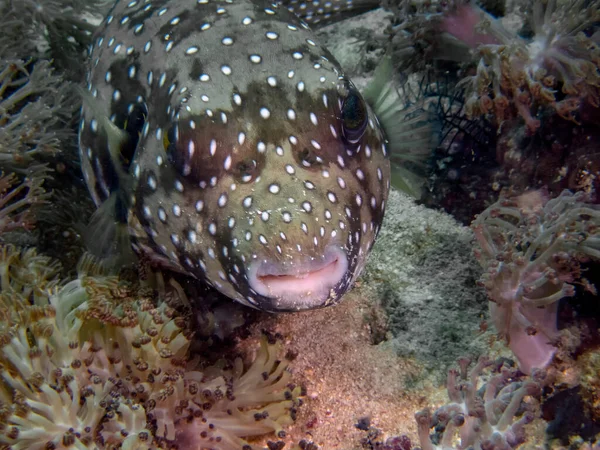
0 247 302 450
415 357 543 450
386 0 600 132
384 0 600 221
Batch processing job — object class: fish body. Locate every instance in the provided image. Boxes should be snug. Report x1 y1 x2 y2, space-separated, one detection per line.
79 0 391 312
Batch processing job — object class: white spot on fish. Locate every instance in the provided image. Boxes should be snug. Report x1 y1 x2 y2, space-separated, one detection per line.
260 107 270 119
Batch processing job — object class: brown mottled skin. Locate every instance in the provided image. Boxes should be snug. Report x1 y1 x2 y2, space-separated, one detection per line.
79 0 390 312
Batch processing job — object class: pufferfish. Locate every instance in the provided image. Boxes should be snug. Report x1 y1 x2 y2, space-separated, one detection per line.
79 0 415 313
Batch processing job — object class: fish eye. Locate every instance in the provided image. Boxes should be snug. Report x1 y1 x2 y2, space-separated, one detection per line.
341 87 368 143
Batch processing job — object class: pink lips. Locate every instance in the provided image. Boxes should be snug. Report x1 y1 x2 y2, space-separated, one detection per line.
247 246 348 310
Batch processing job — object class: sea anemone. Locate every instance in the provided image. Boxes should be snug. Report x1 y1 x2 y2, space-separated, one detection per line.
0 246 302 449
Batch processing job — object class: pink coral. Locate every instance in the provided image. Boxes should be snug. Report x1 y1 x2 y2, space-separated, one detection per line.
415 357 542 450
472 190 600 373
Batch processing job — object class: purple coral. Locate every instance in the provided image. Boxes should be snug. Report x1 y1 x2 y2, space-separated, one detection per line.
416 357 542 450
472 190 600 373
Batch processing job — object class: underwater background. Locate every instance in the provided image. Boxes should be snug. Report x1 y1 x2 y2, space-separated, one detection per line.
0 0 599 449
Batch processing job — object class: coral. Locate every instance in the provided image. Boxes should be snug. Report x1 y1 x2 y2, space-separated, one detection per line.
358 422 413 450
0 57 96 248
0 0 109 80
450 0 600 133
31 186 96 276
490 113 600 205
472 190 600 373
580 349 600 427
0 246 302 450
407 72 498 223
382 0 508 73
385 0 600 133
289 441 319 450
380 0 600 225
0 5 100 248
0 169 50 234
0 59 75 171
415 357 543 450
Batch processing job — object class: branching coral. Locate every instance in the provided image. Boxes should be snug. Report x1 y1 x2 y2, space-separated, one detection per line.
0 169 50 233
415 357 543 450
0 59 75 171
0 246 302 450
472 190 600 373
0 0 110 79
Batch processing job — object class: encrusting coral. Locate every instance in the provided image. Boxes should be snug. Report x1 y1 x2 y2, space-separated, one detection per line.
472 189 600 374
0 247 302 450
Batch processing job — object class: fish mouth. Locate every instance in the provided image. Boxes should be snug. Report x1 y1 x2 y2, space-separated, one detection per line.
247 246 349 311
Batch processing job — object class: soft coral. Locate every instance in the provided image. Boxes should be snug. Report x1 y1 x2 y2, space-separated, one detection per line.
416 357 542 450
456 0 600 132
472 190 600 373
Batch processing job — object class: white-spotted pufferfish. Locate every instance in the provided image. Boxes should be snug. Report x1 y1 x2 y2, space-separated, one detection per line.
79 0 395 312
